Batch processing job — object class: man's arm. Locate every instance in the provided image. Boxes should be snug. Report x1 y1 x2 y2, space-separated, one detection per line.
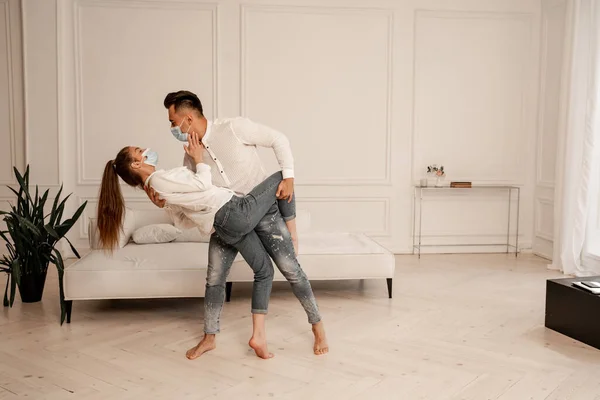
231 118 294 179
231 117 295 201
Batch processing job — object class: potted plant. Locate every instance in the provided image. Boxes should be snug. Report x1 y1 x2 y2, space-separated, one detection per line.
427 164 446 187
0 165 87 324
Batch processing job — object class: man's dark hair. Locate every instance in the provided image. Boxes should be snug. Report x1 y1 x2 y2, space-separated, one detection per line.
163 90 204 117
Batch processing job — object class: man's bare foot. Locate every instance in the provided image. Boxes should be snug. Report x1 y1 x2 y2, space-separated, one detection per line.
249 336 274 359
312 322 329 355
185 335 216 360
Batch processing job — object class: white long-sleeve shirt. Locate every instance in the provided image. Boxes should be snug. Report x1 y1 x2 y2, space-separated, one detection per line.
145 163 235 236
183 117 294 195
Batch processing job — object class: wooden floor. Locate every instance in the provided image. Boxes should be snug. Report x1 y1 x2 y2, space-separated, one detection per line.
1 253 600 399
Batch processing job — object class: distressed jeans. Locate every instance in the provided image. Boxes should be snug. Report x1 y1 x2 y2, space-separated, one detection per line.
202 172 322 334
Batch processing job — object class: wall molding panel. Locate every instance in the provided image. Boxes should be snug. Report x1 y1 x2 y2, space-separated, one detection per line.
241 4 394 186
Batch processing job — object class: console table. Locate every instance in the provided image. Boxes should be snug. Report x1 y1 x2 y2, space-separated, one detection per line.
412 185 520 258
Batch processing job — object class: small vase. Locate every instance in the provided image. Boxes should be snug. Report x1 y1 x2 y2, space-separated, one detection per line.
18 269 48 303
435 176 445 187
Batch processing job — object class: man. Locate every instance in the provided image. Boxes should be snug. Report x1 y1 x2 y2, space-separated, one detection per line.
146 91 328 359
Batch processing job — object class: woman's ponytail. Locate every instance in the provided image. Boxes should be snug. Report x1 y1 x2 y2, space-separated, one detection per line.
97 160 125 251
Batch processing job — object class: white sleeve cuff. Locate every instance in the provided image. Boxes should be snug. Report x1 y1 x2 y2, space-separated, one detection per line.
196 163 211 172
282 169 294 179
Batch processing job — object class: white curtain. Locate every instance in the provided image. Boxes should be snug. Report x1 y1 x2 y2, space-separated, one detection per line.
550 0 600 276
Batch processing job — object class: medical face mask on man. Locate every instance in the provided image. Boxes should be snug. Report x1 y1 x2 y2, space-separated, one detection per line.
171 118 191 142
142 148 159 167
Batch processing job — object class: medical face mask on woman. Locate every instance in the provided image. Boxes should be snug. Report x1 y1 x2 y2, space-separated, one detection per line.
170 118 191 142
142 148 159 167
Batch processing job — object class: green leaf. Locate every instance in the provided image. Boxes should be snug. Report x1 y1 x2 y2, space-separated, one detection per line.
44 224 60 240
52 248 66 325
64 236 81 259
9 264 16 307
13 166 33 208
14 215 41 236
0 229 10 244
54 202 87 238
6 186 20 199
48 185 64 226
11 259 21 288
69 201 88 225
53 194 72 226
38 190 50 220
3 276 9 307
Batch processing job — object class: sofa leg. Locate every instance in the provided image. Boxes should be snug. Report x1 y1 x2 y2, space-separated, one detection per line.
386 278 393 299
65 300 73 323
225 282 233 302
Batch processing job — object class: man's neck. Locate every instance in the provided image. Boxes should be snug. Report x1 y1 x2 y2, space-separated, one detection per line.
197 117 208 139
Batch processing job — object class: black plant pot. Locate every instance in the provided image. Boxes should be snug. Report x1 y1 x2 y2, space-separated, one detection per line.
18 269 48 303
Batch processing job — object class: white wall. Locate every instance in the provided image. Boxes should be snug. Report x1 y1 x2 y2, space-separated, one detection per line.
533 0 571 260
11 0 544 255
0 0 24 197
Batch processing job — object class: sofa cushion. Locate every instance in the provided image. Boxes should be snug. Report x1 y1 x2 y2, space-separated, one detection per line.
89 207 136 249
132 224 182 244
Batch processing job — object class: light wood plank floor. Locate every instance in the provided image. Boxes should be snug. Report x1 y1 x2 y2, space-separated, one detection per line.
1 254 599 399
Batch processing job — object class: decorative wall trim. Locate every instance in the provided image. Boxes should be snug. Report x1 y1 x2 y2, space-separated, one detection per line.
0 0 17 185
535 197 554 241
74 0 219 185
240 4 394 186
296 196 390 236
410 9 534 186
535 1 566 189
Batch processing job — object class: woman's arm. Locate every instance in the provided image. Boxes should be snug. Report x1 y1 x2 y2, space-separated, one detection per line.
149 132 214 194
191 163 214 190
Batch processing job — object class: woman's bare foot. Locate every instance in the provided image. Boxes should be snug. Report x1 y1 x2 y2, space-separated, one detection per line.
185 334 216 360
249 336 274 359
312 322 329 355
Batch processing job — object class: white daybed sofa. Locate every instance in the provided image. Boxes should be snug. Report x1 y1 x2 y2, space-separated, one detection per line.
63 209 395 323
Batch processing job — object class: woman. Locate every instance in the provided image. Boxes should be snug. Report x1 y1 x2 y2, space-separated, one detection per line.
97 132 324 359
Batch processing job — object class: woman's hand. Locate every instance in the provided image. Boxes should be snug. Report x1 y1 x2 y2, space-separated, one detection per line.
144 186 166 208
184 131 204 164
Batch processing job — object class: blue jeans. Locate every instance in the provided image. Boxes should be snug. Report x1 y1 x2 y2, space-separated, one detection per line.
203 172 322 334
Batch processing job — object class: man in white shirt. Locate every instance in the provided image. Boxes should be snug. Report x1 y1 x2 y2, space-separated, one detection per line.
146 91 328 359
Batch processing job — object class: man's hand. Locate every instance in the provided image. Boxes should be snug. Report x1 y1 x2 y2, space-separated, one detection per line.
184 131 204 164
144 186 166 208
276 178 294 203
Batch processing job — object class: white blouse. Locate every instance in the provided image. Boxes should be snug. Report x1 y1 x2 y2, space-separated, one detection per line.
145 163 235 236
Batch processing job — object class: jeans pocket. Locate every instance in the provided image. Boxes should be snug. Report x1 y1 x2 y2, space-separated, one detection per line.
213 206 229 228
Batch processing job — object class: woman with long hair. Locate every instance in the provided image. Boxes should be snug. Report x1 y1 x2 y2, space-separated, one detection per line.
96 132 325 359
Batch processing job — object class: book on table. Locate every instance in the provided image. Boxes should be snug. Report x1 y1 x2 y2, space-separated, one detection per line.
450 182 472 188
572 281 600 294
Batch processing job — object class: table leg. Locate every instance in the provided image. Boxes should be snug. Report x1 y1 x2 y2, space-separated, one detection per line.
516 187 520 257
507 188 511 254
412 187 416 255
418 189 423 259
